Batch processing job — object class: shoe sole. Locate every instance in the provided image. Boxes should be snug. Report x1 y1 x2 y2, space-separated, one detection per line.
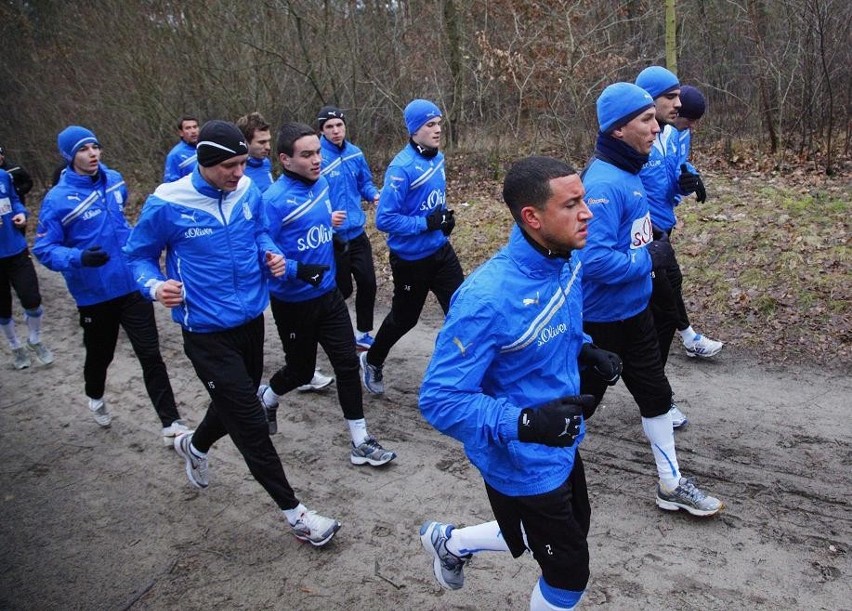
685 346 724 359
27 345 54 365
296 380 334 393
350 452 396 467
293 521 341 547
174 435 208 489
672 418 688 429
656 496 724 517
91 409 112 428
419 522 460 590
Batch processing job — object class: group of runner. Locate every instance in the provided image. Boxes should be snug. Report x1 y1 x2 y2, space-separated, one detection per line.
0 65 722 609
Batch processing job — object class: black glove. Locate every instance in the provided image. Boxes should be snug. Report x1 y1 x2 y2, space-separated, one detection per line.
296 263 329 287
425 207 453 232
441 209 456 236
646 233 675 270
332 233 349 256
579 343 622 385
81 246 110 267
679 164 706 202
517 395 594 447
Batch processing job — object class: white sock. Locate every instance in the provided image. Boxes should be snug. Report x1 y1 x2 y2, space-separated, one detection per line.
283 503 308 525
24 308 43 344
347 418 369 446
88 397 105 411
357 329 372 335
642 413 681 490
679 326 697 343
261 386 279 407
445 520 509 556
189 442 206 459
1 320 21 349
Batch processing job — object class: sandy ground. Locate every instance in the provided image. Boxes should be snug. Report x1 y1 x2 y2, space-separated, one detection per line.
1 264 850 611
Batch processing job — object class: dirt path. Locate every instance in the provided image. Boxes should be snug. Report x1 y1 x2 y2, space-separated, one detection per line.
1 266 849 610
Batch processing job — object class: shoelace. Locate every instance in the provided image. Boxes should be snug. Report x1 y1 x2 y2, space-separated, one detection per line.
679 478 706 502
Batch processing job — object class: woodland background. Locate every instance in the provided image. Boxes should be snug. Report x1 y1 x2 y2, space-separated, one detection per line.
1 0 849 185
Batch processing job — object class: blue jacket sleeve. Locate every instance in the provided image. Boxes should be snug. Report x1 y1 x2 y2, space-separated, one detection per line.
375 167 428 235
8 182 26 217
356 157 380 203
419 298 522 448
260 194 298 283
32 195 84 271
122 199 170 299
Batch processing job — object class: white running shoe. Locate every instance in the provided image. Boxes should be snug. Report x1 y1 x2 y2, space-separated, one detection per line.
89 398 112 428
289 509 341 547
162 419 192 446
419 521 471 590
351 437 397 467
656 477 724 516
257 384 279 435
12 346 30 370
684 334 724 359
669 403 688 429
297 370 334 392
174 432 209 489
27 341 54 365
359 351 384 395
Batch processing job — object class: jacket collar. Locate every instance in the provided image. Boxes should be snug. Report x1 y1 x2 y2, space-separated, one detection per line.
506 225 572 277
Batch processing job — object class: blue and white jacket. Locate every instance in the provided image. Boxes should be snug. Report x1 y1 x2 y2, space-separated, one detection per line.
0 169 27 258
638 124 681 232
320 136 380 242
33 163 137 306
262 173 337 303
163 140 197 183
420 225 589 497
123 168 280 333
376 143 448 261
245 157 274 193
580 158 654 322
674 127 698 207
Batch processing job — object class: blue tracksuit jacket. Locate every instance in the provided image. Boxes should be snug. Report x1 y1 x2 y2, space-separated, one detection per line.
674 127 699 206
0 170 27 258
245 157 274 193
262 173 337 303
420 225 588 497
375 143 449 260
320 136 380 242
33 163 137 306
163 140 197 183
123 168 279 332
580 158 654 322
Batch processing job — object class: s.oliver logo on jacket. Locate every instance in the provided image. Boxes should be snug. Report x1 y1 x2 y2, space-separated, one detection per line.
297 224 333 251
184 227 214 239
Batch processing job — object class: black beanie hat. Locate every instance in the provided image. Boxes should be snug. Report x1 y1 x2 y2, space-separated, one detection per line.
196 120 248 167
317 106 345 130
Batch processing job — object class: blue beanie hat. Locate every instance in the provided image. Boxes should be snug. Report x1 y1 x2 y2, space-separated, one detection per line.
678 85 706 120
404 99 442 135
635 66 680 99
57 126 99 162
597 83 655 134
